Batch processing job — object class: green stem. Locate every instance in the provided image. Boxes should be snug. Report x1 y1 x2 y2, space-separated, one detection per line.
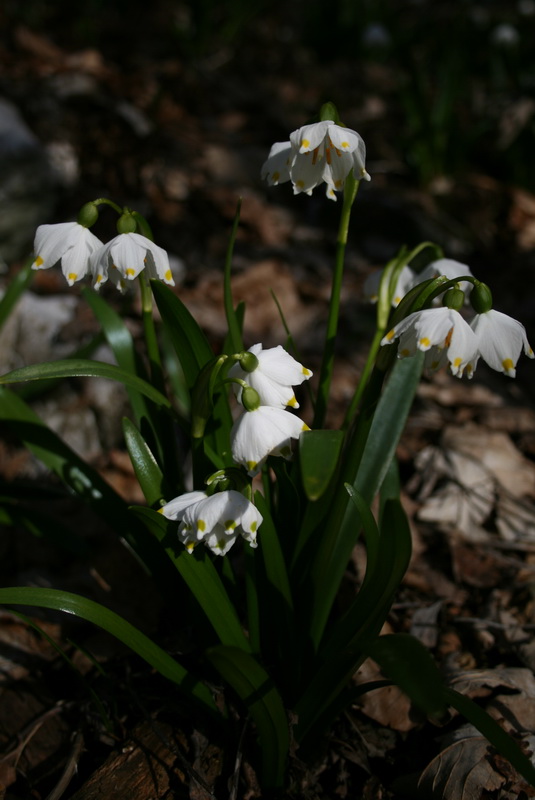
92 197 123 214
342 327 384 430
312 176 359 429
138 274 165 393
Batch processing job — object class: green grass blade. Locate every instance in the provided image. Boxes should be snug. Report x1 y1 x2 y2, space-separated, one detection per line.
0 359 171 409
122 418 169 507
299 430 344 501
207 645 289 789
0 587 215 712
0 258 34 334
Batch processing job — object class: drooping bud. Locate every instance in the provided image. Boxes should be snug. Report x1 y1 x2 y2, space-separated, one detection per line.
77 202 99 228
241 385 261 412
117 211 137 234
238 352 259 373
470 282 493 314
443 287 465 311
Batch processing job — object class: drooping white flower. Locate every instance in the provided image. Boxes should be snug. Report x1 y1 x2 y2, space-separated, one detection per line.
229 344 313 409
418 258 474 299
381 307 479 377
469 309 534 377
90 232 174 291
261 141 293 187
363 265 418 307
231 406 310 476
289 120 370 200
32 222 104 286
159 489 262 556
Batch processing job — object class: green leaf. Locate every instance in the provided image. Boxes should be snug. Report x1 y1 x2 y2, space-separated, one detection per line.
151 281 213 388
207 645 289 789
0 359 171 409
0 257 34 334
299 429 344 501
0 587 216 712
443 687 535 789
223 200 244 354
132 506 251 652
122 418 168 506
365 634 447 720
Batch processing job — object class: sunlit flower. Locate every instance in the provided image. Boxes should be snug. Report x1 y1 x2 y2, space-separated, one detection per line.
32 222 104 286
469 309 534 377
418 258 474 299
229 343 312 409
262 119 370 201
289 120 370 200
231 406 310 476
381 307 478 377
363 265 417 307
90 232 174 291
159 489 262 556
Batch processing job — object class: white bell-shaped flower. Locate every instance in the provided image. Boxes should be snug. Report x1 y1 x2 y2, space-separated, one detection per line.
418 258 474 299
469 309 534 377
229 344 312 409
381 307 478 377
32 222 104 286
159 489 262 556
261 141 293 187
231 405 310 476
90 232 174 290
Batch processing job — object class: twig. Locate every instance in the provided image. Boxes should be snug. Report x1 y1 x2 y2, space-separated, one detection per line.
45 731 84 800
228 718 248 800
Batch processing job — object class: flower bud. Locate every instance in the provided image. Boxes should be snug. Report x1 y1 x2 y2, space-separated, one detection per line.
443 287 465 311
117 212 137 234
241 386 261 411
238 352 259 373
77 202 99 228
470 282 493 314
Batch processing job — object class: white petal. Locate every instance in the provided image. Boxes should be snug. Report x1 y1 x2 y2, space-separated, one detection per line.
290 121 330 153
261 141 293 185
159 490 207 521
144 242 174 285
231 406 308 475
471 310 533 377
327 124 362 154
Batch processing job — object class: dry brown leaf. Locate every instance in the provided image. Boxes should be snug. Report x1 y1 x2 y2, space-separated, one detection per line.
418 735 505 799
354 660 419 733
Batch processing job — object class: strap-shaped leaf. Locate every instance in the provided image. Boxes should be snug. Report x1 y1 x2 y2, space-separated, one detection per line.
299 429 344 501
0 359 171 408
0 587 215 712
132 506 251 652
207 645 289 789
123 418 170 506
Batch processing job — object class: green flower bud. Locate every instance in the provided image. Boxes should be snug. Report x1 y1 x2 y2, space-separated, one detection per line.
239 352 259 373
470 282 493 314
320 101 340 124
443 287 465 311
117 212 137 234
77 202 99 228
242 386 261 412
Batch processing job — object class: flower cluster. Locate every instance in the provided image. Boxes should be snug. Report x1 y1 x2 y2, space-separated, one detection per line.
159 489 262 556
364 258 474 307
381 275 534 379
262 119 370 201
229 344 313 476
32 220 174 292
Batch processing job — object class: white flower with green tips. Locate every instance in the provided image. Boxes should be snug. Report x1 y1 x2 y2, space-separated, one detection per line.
231 405 310 476
261 141 293 187
90 232 174 291
381 307 478 377
32 222 103 286
159 490 262 556
229 343 313 409
469 310 534 377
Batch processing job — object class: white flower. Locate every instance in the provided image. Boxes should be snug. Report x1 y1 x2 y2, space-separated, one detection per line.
90 232 174 291
262 119 370 202
231 406 310 476
363 265 417 307
469 309 534 377
229 343 312 409
381 307 479 377
261 141 293 187
418 258 474 300
289 120 370 200
159 489 262 556
32 222 104 286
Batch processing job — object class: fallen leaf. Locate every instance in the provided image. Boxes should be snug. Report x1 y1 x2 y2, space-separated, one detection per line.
418 734 505 799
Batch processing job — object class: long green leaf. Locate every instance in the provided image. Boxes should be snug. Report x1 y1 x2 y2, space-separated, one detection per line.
442 687 535 788
0 587 216 711
132 506 251 652
207 645 289 788
0 359 171 409
122 418 169 506
0 258 34 334
299 430 344 501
